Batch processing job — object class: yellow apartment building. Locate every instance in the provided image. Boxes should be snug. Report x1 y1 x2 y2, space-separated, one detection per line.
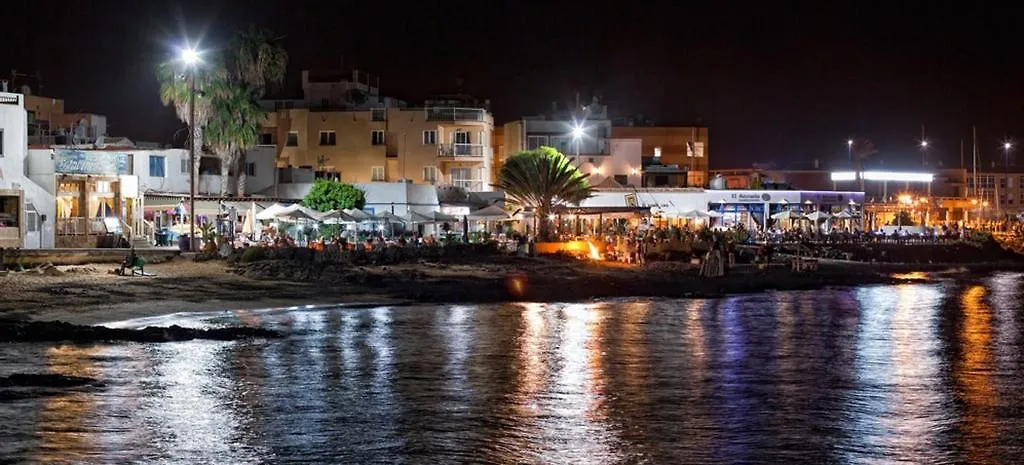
262 105 494 190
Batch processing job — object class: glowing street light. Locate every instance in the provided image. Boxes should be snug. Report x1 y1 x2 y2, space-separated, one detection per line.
180 44 201 251
181 47 200 65
920 140 929 148
847 139 854 164
570 123 584 162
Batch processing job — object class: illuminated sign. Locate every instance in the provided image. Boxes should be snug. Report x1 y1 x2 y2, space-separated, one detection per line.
861 171 933 182
830 171 857 181
55 149 131 176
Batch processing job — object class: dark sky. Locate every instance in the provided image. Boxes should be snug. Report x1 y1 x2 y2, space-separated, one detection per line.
4 0 1024 169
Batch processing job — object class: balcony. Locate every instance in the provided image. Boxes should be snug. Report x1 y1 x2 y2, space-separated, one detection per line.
445 176 484 191
438 143 487 158
424 107 487 122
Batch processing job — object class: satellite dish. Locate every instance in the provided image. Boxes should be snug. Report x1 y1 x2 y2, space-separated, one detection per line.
19 85 32 96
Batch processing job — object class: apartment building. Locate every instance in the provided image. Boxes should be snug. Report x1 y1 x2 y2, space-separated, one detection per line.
261 70 495 191
612 126 709 187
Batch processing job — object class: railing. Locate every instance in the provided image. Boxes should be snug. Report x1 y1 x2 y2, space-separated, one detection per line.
56 217 107 236
438 143 486 158
140 219 156 245
371 108 387 121
447 177 484 191
424 107 487 122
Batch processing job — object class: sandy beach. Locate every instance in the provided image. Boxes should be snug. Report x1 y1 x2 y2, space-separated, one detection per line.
1 252 1010 325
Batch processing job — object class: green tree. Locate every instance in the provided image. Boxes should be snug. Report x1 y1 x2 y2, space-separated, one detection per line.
205 77 264 195
157 61 213 183
301 179 366 212
157 26 287 197
495 146 591 240
225 26 287 197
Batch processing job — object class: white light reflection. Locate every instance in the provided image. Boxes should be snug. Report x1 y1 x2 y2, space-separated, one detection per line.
844 283 947 463
144 341 263 463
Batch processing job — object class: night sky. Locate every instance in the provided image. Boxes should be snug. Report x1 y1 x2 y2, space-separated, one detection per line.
4 1 1023 169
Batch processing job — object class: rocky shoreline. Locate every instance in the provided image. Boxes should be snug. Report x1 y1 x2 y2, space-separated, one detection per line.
0 318 282 343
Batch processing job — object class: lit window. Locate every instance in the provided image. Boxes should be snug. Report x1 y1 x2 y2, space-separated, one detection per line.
371 166 385 181
371 130 386 145
423 166 438 183
318 131 336 146
148 155 166 177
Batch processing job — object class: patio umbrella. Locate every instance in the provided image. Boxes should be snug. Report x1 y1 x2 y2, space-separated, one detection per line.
344 208 377 222
320 209 359 224
804 211 832 221
256 203 290 221
833 210 853 219
276 204 322 222
699 210 723 218
467 205 511 220
771 210 798 220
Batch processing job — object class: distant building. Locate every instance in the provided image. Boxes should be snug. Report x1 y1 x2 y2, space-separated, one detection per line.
612 126 709 188
261 70 495 191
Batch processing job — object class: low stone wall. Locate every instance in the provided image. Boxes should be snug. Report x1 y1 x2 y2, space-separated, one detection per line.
1 248 180 266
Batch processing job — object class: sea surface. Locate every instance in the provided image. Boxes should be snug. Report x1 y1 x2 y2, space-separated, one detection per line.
1 272 1023 464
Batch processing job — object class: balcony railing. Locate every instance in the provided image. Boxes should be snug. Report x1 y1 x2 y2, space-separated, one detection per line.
438 143 486 158
57 217 107 235
445 176 484 191
424 107 487 122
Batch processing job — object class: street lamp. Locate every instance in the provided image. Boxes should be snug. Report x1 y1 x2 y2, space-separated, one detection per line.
181 46 200 251
920 140 929 167
571 124 584 162
847 139 853 164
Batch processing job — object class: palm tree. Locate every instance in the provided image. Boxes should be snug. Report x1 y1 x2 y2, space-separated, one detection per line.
157 61 212 184
205 77 264 195
225 26 287 197
496 146 592 240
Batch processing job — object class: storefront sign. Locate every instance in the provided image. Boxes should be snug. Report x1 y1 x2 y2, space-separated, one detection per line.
800 191 865 205
55 150 131 176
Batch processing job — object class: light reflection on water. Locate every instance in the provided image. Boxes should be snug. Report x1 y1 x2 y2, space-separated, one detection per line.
1 273 1024 463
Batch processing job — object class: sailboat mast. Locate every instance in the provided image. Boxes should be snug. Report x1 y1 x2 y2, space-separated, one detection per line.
973 126 978 199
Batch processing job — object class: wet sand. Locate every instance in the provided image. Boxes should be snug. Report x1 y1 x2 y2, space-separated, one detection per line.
0 253 1005 325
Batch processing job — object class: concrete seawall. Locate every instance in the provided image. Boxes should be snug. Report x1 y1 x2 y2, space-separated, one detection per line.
0 248 181 266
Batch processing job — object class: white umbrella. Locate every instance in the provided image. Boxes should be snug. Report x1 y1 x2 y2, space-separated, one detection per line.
833 210 853 219
344 208 377 222
700 210 723 218
468 205 511 220
805 211 831 221
377 211 407 224
772 210 798 220
276 204 321 222
255 203 290 221
320 209 359 224
407 210 459 223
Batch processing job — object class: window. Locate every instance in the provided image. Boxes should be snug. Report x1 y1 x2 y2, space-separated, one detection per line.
371 166 385 181
148 155 166 177
259 133 273 145
423 166 438 183
423 130 437 145
371 130 386 145
181 158 189 173
453 131 471 144
451 167 472 188
245 162 256 177
319 130 336 146
0 129 4 157
999 176 1007 189
286 131 299 146
614 174 629 186
687 141 705 158
550 136 570 154
526 135 547 150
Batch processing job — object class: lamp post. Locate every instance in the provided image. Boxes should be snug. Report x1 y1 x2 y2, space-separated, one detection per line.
847 139 853 164
920 140 929 168
182 47 199 251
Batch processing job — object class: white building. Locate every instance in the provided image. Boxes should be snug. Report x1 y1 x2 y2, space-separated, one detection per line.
0 92 56 248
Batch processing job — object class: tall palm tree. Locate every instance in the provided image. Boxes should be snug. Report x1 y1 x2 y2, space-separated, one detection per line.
157 61 212 184
205 77 264 195
496 146 592 240
225 26 287 197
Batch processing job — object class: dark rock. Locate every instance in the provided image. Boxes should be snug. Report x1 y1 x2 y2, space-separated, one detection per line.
0 373 96 388
0 319 282 343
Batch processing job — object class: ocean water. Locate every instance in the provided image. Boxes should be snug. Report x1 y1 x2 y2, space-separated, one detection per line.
1 273 1023 464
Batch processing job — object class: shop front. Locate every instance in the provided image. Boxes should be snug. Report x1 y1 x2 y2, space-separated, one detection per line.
53 149 139 248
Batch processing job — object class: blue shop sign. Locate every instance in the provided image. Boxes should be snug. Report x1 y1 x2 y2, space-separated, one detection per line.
55 149 131 176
